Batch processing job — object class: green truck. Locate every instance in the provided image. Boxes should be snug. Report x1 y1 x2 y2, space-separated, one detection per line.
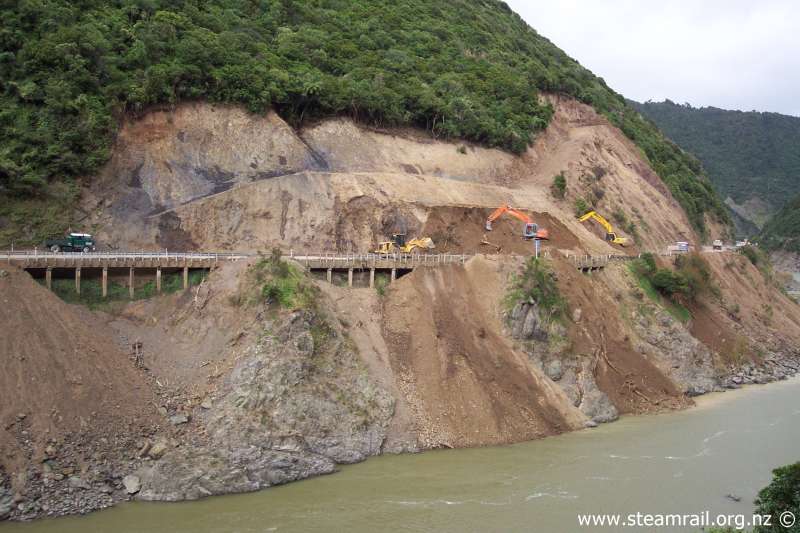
44 233 96 253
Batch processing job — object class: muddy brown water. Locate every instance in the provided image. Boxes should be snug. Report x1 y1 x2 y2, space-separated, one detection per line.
4 378 800 532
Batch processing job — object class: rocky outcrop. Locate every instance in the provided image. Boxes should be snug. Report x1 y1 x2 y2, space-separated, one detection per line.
136 308 393 501
0 478 12 520
630 308 718 396
509 303 619 425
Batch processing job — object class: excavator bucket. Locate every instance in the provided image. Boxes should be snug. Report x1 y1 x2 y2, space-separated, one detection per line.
414 237 435 249
402 237 435 252
485 221 493 231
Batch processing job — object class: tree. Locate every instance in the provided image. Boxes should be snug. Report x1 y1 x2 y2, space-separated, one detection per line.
754 462 800 533
550 172 566 199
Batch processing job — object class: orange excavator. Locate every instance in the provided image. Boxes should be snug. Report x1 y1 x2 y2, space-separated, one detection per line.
485 204 549 240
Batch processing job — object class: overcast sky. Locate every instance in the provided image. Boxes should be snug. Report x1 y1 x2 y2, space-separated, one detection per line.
505 0 800 116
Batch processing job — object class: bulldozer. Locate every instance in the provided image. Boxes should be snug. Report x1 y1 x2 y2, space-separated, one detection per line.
577 210 628 246
485 204 549 240
373 233 435 254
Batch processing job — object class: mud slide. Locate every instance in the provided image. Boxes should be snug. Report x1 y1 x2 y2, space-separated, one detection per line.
696 253 800 359
548 255 689 414
0 266 160 476
381 257 585 448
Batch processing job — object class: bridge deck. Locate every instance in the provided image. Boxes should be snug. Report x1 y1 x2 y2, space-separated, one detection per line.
0 251 472 270
291 252 471 270
0 251 249 269
1 250 640 273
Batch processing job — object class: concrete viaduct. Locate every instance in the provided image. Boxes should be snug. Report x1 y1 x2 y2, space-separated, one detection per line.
0 249 635 298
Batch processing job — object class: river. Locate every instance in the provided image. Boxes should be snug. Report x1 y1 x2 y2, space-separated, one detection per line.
4 378 800 532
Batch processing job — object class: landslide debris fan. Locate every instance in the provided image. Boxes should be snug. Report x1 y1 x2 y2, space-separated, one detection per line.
2 0 725 234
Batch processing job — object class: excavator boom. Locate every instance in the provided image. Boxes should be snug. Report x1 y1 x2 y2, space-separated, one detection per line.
485 204 548 240
578 210 628 246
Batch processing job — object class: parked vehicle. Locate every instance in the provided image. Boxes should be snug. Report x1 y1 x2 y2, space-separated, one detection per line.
44 233 96 253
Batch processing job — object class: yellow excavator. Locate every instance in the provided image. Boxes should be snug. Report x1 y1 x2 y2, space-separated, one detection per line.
373 233 435 254
578 211 628 246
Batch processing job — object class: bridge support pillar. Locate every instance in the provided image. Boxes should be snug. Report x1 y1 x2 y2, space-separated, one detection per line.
347 268 353 288
156 267 162 293
129 267 135 299
369 268 375 288
327 268 332 284
391 268 396 282
45 267 52 290
75 267 81 295
183 266 189 290
102 267 108 298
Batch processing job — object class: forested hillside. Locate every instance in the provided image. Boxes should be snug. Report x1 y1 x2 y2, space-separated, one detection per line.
1 0 727 243
631 99 800 226
760 193 800 253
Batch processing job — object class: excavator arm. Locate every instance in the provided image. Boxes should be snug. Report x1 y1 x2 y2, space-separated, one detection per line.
485 204 549 240
486 205 512 229
578 211 628 246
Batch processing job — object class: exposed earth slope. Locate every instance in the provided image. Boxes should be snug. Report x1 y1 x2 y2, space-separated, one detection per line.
0 266 162 520
85 97 699 255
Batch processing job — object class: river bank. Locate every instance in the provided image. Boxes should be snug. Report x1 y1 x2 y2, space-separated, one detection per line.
3 376 799 533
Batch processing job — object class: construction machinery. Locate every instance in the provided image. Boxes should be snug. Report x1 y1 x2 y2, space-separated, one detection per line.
373 233 435 254
485 204 549 240
577 211 628 246
44 232 96 253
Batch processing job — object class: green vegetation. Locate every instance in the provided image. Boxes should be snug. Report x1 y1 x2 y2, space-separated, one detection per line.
629 252 716 321
44 269 205 310
0 181 79 247
550 172 566 199
704 462 800 533
631 100 800 223
1 0 727 244
612 209 640 244
740 244 768 267
759 193 800 253
754 462 800 533
505 257 567 322
254 249 316 309
739 244 775 282
574 197 592 218
374 271 390 296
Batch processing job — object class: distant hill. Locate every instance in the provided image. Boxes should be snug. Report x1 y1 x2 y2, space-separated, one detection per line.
760 192 800 253
630 100 800 228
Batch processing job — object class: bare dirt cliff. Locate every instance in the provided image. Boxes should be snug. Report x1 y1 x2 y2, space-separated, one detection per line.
84 96 696 255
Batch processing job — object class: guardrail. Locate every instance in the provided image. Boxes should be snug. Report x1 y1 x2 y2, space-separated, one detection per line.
0 250 251 261
0 250 472 269
289 252 472 268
